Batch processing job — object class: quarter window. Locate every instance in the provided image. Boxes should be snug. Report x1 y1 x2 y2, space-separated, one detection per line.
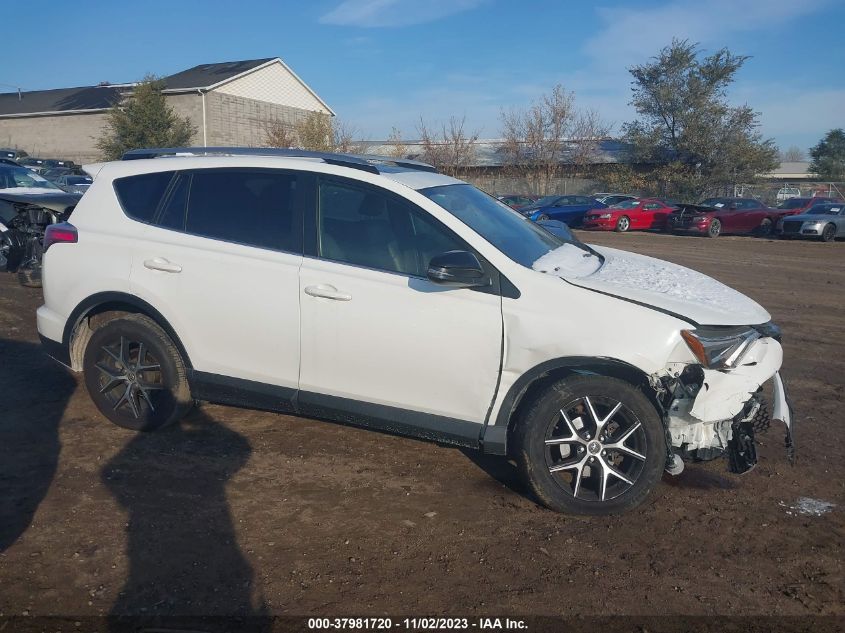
185 169 301 252
114 171 175 223
318 180 466 277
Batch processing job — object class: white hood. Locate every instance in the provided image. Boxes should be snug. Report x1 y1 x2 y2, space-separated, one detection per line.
533 244 770 326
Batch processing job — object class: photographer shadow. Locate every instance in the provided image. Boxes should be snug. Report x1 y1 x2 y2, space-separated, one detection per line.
102 407 269 624
0 338 73 552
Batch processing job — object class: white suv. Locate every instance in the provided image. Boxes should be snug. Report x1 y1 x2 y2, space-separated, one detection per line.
36 149 794 515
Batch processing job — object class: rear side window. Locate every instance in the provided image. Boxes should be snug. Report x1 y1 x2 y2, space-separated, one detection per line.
185 169 301 252
114 171 175 223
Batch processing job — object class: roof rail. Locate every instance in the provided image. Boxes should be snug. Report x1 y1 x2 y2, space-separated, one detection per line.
120 147 437 174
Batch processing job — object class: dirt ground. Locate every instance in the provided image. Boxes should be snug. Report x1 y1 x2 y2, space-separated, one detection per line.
0 231 843 625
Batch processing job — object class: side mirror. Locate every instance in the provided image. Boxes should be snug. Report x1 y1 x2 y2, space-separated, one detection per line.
427 250 488 287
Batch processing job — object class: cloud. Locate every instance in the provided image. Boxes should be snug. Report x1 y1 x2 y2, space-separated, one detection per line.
320 0 485 27
584 0 830 71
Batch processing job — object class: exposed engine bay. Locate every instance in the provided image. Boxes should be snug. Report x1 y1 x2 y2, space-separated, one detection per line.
0 198 74 287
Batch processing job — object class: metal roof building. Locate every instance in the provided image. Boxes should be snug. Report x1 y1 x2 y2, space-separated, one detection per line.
0 57 333 163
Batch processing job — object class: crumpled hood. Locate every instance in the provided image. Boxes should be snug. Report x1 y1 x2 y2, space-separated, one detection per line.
0 190 81 213
533 244 770 326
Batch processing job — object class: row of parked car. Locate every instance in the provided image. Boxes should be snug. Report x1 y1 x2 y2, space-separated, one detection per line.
496 192 845 242
0 150 93 194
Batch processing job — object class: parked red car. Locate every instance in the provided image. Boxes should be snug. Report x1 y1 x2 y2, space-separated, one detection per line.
582 198 675 232
775 196 843 218
666 198 779 237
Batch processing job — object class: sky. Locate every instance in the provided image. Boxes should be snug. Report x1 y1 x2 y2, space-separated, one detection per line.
4 0 844 153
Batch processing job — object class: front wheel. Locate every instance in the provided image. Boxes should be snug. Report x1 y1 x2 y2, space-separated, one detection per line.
615 216 630 232
757 218 773 237
513 375 666 515
821 223 836 242
707 219 722 238
83 314 193 431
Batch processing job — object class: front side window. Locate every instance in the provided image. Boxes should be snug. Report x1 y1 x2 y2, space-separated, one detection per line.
185 169 301 252
318 180 466 277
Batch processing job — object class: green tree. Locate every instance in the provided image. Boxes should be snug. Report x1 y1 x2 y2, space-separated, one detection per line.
96 76 196 160
809 129 845 180
622 40 778 199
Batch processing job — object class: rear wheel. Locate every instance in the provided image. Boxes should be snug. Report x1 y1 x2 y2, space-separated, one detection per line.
615 216 630 232
821 223 836 242
513 375 665 515
758 218 773 237
707 219 722 238
83 314 193 431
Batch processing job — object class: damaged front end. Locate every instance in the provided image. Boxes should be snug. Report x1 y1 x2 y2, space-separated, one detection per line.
651 322 794 475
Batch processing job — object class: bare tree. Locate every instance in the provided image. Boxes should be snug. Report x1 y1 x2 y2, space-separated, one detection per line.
569 108 612 177
780 145 806 162
264 116 368 154
333 119 370 154
386 126 408 158
263 119 296 148
296 112 333 151
417 116 479 177
499 85 577 195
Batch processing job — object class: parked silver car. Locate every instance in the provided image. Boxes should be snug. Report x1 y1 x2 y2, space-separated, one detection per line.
777 202 845 242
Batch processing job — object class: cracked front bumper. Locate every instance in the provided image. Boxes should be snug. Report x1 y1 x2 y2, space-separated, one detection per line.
689 337 783 423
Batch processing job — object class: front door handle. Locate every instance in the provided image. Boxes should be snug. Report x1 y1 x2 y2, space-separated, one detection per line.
143 257 182 273
304 284 352 301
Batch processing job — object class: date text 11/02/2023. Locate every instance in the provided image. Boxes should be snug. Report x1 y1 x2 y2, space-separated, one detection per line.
307 617 528 630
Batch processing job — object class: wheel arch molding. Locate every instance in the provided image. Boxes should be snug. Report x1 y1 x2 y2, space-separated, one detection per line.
63 291 193 371
481 356 660 456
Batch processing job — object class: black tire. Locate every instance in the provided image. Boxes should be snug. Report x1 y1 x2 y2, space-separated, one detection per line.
537 214 550 221
821 223 836 242
513 375 665 515
707 219 721 238
757 218 773 237
83 314 193 431
17 266 42 288
615 216 631 232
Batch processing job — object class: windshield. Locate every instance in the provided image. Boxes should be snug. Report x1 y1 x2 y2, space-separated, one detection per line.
777 198 809 209
700 198 736 209
420 184 595 268
610 200 640 209
810 206 843 215
530 195 561 207
0 165 62 192
65 176 92 185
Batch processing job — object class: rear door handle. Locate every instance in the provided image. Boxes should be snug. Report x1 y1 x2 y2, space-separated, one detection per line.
304 284 351 301
143 257 182 273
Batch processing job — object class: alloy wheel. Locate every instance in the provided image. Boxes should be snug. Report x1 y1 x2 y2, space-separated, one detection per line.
544 395 647 502
94 336 164 418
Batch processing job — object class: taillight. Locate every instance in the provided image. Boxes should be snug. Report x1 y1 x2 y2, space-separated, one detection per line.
43 222 78 252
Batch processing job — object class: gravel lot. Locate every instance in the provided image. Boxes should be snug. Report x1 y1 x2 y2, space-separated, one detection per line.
0 231 842 624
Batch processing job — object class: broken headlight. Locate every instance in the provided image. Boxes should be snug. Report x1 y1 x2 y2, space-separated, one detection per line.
680 326 761 369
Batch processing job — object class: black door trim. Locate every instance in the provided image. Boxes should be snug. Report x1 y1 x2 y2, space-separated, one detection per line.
187 370 483 449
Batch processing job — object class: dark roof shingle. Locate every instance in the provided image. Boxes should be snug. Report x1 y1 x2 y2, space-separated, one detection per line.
0 85 122 116
162 58 275 90
0 57 276 116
